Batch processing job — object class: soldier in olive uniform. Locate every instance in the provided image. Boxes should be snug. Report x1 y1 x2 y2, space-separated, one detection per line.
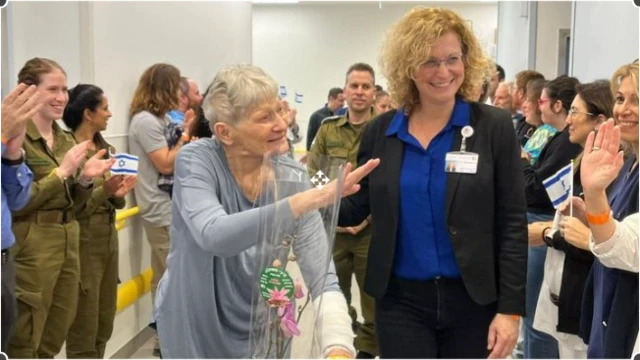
8 58 114 358
62 84 137 358
308 63 378 358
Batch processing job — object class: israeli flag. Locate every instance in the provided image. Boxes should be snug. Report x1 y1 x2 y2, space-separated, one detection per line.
279 85 287 98
542 162 573 209
294 92 303 104
111 153 138 175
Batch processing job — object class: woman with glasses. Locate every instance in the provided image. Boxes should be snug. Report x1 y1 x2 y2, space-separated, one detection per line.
577 62 639 359
338 7 528 358
527 80 613 358
522 79 556 165
520 75 584 359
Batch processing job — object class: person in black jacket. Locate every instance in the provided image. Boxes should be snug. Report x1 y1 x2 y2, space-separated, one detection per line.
306 87 344 151
527 80 613 358
521 75 583 359
338 7 527 359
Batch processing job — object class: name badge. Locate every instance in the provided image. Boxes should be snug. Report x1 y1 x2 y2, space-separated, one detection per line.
445 151 479 174
26 157 51 166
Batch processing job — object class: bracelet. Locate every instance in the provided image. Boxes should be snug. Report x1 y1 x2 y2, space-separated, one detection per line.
541 227 551 245
1 148 25 166
510 315 521 322
586 208 611 225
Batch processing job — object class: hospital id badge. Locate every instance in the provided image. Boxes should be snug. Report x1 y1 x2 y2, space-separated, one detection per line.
444 151 479 174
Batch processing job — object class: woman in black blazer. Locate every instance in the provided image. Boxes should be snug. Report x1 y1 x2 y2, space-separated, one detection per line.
338 7 528 359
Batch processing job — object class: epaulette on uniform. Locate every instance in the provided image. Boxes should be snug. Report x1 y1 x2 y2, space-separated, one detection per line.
320 115 342 125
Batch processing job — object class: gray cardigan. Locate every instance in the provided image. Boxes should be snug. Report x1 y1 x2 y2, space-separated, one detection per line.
154 137 340 358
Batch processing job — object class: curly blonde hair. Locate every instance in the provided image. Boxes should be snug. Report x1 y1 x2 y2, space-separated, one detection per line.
380 7 492 115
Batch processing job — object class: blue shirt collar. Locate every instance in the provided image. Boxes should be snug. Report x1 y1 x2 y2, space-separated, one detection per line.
386 97 471 137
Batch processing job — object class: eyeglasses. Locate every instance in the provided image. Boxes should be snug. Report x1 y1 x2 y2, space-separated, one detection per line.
421 55 464 70
537 99 550 106
568 108 595 117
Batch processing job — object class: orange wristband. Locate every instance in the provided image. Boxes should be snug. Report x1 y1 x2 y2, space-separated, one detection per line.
1 137 7 145
510 315 521 322
586 208 611 225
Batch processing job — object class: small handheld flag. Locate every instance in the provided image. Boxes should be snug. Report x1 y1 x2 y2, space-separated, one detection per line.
542 162 573 209
110 153 138 175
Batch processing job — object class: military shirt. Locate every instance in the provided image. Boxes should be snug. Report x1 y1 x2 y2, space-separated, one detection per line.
12 120 93 218
72 138 126 221
308 107 376 176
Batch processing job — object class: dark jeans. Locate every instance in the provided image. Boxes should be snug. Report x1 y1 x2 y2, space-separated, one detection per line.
1 250 17 352
376 276 496 359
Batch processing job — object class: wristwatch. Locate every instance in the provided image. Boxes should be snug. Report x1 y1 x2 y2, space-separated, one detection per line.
1 148 25 166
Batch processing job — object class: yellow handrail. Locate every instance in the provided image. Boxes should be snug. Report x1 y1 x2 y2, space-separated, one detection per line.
117 268 152 312
114 206 153 313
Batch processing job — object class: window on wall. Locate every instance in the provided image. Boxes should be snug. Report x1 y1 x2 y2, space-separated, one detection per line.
557 29 571 77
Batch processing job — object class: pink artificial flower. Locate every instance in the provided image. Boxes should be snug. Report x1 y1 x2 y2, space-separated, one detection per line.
267 287 290 307
278 302 301 337
294 278 305 299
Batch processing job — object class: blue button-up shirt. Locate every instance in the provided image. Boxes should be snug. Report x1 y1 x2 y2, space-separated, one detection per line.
2 143 33 250
386 99 470 280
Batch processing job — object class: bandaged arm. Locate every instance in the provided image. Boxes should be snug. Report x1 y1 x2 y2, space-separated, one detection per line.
313 290 356 358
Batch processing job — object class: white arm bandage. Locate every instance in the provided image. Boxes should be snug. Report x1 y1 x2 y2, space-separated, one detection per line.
313 290 356 358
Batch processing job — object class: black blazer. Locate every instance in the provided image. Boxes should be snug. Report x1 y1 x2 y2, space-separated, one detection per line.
339 103 528 315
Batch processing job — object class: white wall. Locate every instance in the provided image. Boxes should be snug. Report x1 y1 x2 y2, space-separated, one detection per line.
4 1 253 357
496 1 535 81
535 1 571 79
4 2 83 86
252 1 498 152
570 1 639 82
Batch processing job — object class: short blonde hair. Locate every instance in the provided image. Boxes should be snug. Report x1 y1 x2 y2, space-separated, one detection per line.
203 64 278 126
380 7 492 114
611 62 639 97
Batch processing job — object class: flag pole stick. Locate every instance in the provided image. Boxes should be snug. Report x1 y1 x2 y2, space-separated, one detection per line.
570 160 574 218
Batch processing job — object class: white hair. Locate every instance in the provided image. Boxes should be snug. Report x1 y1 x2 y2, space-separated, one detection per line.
202 64 278 126
498 81 514 96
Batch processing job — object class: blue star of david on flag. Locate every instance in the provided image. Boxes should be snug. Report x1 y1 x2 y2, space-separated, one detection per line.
110 153 139 175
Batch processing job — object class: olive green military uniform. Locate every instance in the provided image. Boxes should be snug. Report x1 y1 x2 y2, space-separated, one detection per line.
66 141 126 359
9 120 93 358
308 108 378 356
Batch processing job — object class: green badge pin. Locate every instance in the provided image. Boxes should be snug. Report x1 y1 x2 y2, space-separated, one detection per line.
259 266 294 305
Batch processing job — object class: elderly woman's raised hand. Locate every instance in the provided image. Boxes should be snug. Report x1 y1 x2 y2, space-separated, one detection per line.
339 159 380 198
288 159 380 218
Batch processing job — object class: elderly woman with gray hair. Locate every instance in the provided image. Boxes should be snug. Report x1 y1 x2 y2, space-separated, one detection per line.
152 64 379 358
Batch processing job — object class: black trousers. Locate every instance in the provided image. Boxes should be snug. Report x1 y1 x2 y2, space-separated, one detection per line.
1 250 17 352
376 276 496 359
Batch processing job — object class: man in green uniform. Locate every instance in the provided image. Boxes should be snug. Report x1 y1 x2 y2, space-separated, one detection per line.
308 63 378 358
